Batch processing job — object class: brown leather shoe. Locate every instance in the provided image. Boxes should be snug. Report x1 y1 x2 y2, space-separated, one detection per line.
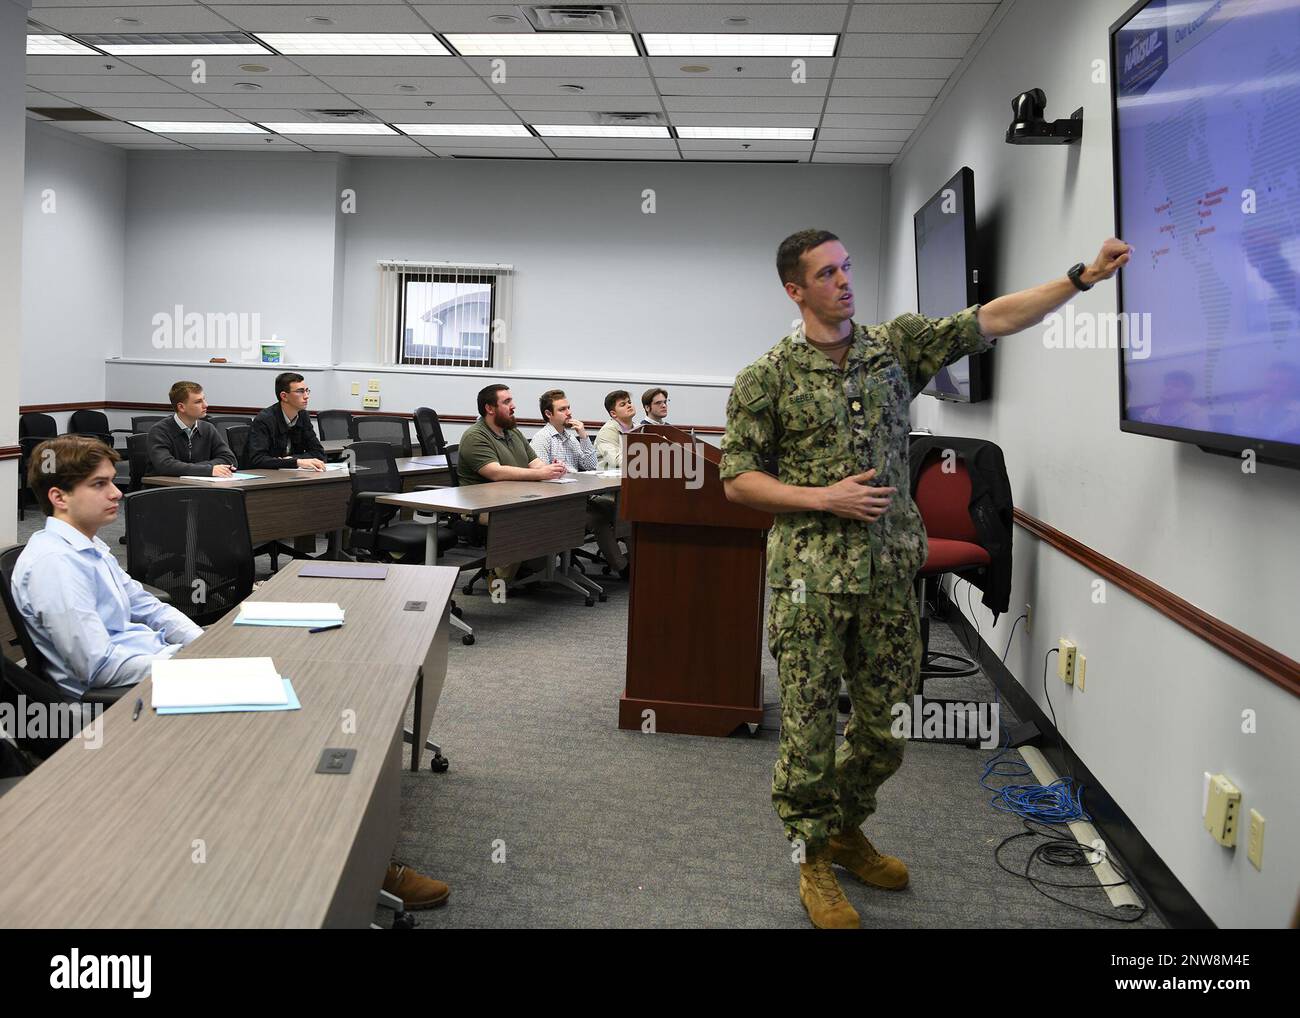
383 862 449 910
798 846 861 929
828 828 909 890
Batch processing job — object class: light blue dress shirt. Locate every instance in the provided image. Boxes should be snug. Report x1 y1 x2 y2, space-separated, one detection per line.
11 517 203 698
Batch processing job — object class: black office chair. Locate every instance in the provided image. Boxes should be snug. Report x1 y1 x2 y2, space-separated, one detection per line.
209 415 253 441
17 415 59 520
125 434 150 493
0 545 131 709
18 412 57 443
355 416 412 457
69 409 130 451
131 415 167 434
123 488 255 627
226 425 251 469
316 410 356 442
0 655 100 763
413 407 447 456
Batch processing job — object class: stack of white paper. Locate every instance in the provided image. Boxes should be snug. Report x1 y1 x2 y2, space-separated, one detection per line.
151 657 288 709
235 602 345 628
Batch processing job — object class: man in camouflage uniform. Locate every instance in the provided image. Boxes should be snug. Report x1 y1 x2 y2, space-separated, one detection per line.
721 229 1131 928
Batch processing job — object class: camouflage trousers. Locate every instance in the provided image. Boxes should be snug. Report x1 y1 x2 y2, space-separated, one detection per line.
768 578 921 849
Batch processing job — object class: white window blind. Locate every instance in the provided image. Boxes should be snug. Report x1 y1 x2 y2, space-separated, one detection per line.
376 259 514 369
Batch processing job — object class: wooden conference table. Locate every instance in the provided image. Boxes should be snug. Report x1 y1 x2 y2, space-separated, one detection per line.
0 560 457 928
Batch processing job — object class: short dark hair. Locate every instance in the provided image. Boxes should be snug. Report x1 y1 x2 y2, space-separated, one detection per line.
477 384 510 417
604 390 631 416
642 387 667 411
168 380 203 411
777 229 840 286
27 435 120 516
275 372 305 401
539 388 566 418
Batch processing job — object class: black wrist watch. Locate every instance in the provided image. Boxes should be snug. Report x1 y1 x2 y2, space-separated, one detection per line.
1067 262 1092 291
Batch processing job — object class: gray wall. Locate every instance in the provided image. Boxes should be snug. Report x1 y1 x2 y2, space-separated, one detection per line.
104 153 884 427
22 120 126 406
881 0 1300 927
1 0 27 545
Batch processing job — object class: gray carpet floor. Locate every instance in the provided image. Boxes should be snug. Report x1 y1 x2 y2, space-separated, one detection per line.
19 508 1167 930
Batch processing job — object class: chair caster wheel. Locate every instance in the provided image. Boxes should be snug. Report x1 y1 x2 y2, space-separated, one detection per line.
392 911 417 930
598 594 607 603
461 633 475 646
430 753 449 773
450 605 463 618
461 584 474 596
584 597 594 607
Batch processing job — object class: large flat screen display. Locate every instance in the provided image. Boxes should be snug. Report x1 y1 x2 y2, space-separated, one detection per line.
1112 0 1300 467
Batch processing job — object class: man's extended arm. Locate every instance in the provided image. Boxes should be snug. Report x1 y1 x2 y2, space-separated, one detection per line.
977 238 1131 338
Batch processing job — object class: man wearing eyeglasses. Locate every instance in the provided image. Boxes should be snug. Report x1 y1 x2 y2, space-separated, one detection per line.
640 387 670 427
247 372 327 471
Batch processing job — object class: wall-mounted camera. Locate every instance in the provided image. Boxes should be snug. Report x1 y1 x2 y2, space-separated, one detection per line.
1005 88 1083 145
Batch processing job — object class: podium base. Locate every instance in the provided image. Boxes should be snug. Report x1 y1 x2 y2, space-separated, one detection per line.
618 695 763 737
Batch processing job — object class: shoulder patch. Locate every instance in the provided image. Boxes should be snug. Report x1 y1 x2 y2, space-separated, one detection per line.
892 312 929 340
732 364 774 411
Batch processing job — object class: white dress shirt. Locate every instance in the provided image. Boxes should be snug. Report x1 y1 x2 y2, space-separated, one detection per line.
530 422 597 472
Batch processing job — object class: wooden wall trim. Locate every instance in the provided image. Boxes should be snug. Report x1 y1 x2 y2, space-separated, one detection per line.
19 402 726 434
0 446 19 461
1013 508 1299 698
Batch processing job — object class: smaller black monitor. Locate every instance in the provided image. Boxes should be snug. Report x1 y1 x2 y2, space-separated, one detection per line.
914 166 990 402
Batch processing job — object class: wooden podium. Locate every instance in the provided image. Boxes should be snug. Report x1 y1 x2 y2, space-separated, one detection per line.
618 425 773 736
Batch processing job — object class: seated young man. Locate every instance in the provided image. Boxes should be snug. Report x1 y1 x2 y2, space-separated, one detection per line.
531 388 628 578
246 371 327 471
147 381 238 477
12 436 450 910
595 389 637 469
640 386 669 427
11 435 203 699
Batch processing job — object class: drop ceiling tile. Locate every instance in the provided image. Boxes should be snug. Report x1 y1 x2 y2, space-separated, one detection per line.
648 57 833 78
839 33 975 58
458 56 646 78
189 141 310 150
657 77 828 97
354 93 511 110
491 76 657 96
677 138 814 152
42 120 147 133
61 92 220 108
670 112 818 127
125 90 330 108
120 142 193 149
825 96 932 114
30 0 192 7
318 75 491 94
27 73 185 93
386 109 523 123
209 4 431 32
829 77 946 97
662 95 824 113
539 150 678 160
118 54 307 75
821 112 923 129
847 3 996 34
834 57 960 78
155 74 339 94
410 135 547 149
681 151 805 161
23 90 79 107
303 143 433 156
817 127 913 141
811 152 895 163
32 5 242 33
27 56 149 75
502 95 664 112
541 137 678 151
81 105 233 119
511 111 656 126
815 139 904 152
409 6 538 33
626 4 848 32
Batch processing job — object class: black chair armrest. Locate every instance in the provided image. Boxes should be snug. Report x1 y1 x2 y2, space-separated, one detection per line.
82 685 133 706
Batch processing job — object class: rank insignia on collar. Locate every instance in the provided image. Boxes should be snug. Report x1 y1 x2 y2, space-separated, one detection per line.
850 398 863 414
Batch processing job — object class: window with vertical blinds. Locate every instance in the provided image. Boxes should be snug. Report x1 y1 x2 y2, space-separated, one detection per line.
376 260 514 368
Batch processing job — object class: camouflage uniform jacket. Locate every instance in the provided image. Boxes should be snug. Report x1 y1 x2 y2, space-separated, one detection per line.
720 306 992 594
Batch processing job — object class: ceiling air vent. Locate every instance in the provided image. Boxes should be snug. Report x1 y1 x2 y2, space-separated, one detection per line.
522 5 630 32
594 111 666 127
28 107 115 122
295 109 380 123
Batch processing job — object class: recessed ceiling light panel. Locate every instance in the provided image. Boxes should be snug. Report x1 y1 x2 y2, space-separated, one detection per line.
396 124 531 137
677 126 815 140
255 33 450 56
445 33 636 56
642 34 836 57
26 34 100 55
533 124 670 138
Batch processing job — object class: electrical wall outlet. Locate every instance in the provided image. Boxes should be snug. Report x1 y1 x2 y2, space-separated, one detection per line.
350 382 360 396
1247 809 1265 870
1058 638 1077 685
362 394 381 409
1076 653 1086 691
1204 773 1241 847
367 378 380 392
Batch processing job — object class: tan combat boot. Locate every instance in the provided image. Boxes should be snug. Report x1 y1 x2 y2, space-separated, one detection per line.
828 828 909 890
799 846 861 929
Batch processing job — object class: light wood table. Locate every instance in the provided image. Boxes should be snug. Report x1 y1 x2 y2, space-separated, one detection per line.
0 562 456 928
143 468 352 553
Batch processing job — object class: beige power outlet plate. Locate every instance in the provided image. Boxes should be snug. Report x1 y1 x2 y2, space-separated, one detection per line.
350 382 360 396
1204 774 1241 847
1058 639 1077 685
362 394 380 409
1247 809 1265 869
367 378 380 392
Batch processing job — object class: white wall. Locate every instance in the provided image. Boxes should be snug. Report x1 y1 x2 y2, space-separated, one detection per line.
881 0 1300 927
22 119 126 405
1 0 28 544
107 154 885 429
